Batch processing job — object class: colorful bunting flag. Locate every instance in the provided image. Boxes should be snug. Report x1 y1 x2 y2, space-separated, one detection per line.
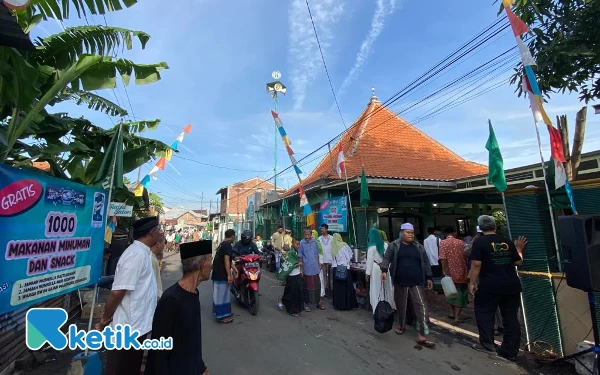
286 145 294 156
293 165 303 175
156 157 166 170
133 184 144 197
502 0 514 7
505 7 529 36
183 124 192 134
546 125 566 162
141 175 151 188
278 126 287 137
303 204 312 216
336 144 345 178
282 136 291 147
524 66 541 95
290 155 298 165
515 36 536 66
565 180 577 213
176 132 184 142
165 148 173 161
148 165 160 176
553 158 567 189
171 140 179 150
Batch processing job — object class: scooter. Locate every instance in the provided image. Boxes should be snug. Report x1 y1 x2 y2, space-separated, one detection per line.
262 242 276 272
230 254 261 316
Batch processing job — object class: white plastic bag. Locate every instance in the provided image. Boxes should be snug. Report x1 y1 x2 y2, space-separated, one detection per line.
441 276 457 299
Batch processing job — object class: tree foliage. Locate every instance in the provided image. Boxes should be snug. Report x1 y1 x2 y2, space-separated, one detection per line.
506 0 600 102
149 193 164 215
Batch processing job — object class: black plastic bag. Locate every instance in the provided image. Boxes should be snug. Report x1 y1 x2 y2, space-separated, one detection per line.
374 300 395 333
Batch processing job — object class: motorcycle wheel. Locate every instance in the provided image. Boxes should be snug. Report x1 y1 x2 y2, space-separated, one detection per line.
247 289 259 316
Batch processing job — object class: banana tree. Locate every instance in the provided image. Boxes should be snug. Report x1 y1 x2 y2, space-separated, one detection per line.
1 25 167 161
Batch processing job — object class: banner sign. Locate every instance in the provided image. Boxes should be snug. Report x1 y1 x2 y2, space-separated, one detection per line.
109 202 133 217
318 196 348 232
0 165 107 314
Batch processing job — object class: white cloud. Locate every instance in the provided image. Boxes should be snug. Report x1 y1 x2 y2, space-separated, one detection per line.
288 0 345 111
336 0 399 99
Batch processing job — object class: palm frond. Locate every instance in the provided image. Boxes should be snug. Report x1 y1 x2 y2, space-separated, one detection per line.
27 0 138 21
36 25 150 69
51 87 128 116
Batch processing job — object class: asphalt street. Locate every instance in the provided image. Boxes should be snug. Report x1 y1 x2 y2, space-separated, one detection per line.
160 252 527 375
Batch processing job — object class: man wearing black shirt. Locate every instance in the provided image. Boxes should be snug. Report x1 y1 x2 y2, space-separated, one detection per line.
470 215 527 361
380 222 435 348
212 229 235 323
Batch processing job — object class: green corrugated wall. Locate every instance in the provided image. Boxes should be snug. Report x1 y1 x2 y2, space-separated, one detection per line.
505 190 563 356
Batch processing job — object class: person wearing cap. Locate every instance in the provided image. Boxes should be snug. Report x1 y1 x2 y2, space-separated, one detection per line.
97 216 161 375
145 240 213 375
380 222 435 348
271 225 285 273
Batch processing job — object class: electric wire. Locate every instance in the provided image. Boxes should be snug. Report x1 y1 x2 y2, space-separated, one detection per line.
305 0 347 129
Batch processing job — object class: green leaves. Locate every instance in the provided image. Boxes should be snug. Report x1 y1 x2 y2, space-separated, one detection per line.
508 0 600 102
35 26 151 69
26 0 138 21
122 119 161 133
51 87 129 116
71 55 168 91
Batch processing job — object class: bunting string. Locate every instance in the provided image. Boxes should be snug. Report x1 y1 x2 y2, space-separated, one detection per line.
134 124 193 196
501 3 576 212
271 110 313 221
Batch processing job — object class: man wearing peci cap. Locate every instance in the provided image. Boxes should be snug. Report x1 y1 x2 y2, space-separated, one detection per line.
145 240 213 375
97 216 162 375
380 222 435 348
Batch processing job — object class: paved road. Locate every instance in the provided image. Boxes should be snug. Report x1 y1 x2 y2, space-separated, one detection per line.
160 252 527 375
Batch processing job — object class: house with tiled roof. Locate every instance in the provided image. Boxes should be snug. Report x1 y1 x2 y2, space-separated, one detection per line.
259 93 498 246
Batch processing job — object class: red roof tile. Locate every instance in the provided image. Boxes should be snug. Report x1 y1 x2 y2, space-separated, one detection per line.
285 97 487 196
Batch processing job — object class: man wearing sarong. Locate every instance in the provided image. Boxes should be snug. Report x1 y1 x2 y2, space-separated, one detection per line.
439 226 469 324
145 240 212 375
380 222 435 348
212 229 235 323
96 216 161 375
298 228 325 311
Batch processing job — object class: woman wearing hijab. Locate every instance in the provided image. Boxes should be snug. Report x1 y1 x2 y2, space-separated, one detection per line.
312 230 326 298
331 233 358 310
366 228 395 313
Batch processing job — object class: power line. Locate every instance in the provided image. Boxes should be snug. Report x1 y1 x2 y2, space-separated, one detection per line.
305 0 347 130
173 154 272 172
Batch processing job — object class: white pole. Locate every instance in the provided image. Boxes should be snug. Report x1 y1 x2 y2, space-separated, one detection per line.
532 120 562 271
85 121 122 357
343 167 358 248
502 192 531 351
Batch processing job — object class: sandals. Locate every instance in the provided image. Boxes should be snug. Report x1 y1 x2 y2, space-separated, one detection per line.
395 327 405 335
218 317 233 324
417 339 435 348
304 305 311 312
277 298 284 311
317 303 326 310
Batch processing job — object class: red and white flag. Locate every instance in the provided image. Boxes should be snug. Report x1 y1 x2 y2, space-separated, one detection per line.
336 144 345 178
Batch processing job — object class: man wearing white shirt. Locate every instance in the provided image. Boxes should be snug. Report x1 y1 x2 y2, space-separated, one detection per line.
318 224 334 296
423 227 442 278
96 216 161 375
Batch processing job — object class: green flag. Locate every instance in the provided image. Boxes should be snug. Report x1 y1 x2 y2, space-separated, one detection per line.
92 125 123 190
281 197 288 216
360 166 370 208
486 120 507 192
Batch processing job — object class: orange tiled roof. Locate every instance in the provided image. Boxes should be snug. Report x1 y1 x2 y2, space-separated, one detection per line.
285 96 487 196
32 161 50 172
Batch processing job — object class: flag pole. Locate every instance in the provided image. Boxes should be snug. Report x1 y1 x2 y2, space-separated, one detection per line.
502 191 531 351
343 167 358 249
85 120 122 357
532 120 562 271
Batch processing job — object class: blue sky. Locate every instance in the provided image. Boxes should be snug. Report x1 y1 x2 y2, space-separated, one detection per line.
35 0 600 210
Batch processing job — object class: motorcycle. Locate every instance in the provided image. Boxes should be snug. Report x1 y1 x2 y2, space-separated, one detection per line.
230 254 261 315
261 241 276 272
